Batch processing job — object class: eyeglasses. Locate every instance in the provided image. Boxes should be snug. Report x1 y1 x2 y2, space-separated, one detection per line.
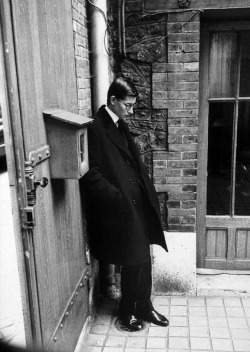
117 98 136 111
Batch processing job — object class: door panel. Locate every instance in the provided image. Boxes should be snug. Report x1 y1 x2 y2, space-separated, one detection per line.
209 32 237 98
2 0 90 350
198 21 250 270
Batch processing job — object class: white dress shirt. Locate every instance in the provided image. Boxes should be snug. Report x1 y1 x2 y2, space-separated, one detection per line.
105 106 119 127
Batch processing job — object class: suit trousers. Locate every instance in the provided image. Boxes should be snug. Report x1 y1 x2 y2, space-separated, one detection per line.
119 258 153 317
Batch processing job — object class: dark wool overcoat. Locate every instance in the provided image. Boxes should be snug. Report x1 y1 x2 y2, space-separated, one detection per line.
82 106 168 266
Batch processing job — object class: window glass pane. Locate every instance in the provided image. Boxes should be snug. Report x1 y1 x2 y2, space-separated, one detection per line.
239 32 250 97
207 102 234 215
209 32 237 98
235 102 250 215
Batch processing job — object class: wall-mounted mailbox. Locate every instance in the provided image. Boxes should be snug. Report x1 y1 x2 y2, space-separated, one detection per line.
43 109 93 179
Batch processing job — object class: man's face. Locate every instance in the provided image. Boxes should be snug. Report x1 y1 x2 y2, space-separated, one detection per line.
110 95 137 119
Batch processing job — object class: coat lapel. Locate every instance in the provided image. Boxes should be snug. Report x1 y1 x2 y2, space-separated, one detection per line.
99 106 133 158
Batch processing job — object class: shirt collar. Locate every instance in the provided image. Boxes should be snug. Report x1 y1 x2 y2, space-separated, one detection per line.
105 105 119 125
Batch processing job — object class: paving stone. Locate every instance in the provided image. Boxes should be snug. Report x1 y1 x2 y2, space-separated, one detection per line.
188 298 205 307
90 324 110 334
84 333 106 347
232 339 250 352
231 329 250 339
93 314 112 325
147 337 166 349
126 336 146 349
225 307 245 317
168 350 191 352
189 316 208 327
155 306 170 316
108 325 129 336
190 337 211 350
169 326 188 337
207 306 226 317
242 298 250 307
206 298 224 307
81 295 250 352
209 327 230 339
148 326 168 337
244 308 250 317
171 297 188 306
211 338 233 351
189 327 209 337
169 337 189 349
228 317 249 329
84 347 102 352
170 316 188 326
207 316 228 328
170 305 187 316
223 298 242 307
153 296 170 306
105 335 126 348
189 307 207 317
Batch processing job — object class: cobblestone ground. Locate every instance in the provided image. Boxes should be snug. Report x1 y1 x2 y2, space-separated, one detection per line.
82 295 250 352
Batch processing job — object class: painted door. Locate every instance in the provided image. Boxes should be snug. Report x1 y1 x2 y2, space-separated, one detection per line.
0 1 90 350
198 21 250 270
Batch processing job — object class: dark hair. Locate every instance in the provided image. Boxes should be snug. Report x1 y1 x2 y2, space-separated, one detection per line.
107 77 138 104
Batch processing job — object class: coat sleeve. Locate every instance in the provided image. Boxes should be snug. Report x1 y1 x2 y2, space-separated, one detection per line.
82 123 122 208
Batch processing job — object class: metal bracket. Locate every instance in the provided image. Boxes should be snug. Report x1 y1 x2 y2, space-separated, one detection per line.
29 145 50 167
21 206 35 229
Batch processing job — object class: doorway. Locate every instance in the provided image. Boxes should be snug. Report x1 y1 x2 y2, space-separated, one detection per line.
197 21 250 270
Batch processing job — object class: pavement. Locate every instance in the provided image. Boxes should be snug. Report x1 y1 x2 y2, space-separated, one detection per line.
82 295 250 352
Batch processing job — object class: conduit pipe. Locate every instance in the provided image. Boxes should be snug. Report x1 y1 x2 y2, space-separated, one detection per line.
117 0 126 57
89 0 109 113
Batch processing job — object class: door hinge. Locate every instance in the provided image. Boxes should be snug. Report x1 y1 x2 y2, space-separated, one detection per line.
29 145 50 167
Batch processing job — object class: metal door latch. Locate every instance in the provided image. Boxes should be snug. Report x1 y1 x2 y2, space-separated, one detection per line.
22 207 35 229
25 161 48 206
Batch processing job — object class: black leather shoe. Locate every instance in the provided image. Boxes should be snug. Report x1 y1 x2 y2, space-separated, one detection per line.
136 309 169 327
119 315 144 332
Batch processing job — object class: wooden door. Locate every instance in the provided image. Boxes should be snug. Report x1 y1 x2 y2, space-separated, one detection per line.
197 21 250 270
0 1 90 350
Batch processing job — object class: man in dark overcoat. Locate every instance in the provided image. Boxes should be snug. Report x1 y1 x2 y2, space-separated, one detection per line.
82 77 168 331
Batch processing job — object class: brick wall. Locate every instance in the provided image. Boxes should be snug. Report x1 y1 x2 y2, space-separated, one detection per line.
72 0 92 117
154 11 200 232
108 1 200 232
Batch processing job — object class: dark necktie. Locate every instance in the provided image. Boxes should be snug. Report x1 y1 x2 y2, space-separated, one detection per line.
117 119 128 146
117 119 123 133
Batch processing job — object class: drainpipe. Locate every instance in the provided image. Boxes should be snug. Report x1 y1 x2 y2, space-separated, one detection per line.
89 0 109 113
117 0 126 57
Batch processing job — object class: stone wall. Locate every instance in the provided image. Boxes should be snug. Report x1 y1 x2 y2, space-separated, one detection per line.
108 1 200 232
72 0 92 117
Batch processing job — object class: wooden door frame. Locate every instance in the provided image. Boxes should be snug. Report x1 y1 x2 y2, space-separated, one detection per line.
0 0 42 346
197 19 250 269
197 21 209 269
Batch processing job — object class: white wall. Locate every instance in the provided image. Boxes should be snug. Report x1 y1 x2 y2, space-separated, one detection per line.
0 171 26 346
152 232 196 295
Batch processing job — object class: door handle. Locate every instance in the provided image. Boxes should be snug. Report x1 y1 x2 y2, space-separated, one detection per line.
34 177 49 189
